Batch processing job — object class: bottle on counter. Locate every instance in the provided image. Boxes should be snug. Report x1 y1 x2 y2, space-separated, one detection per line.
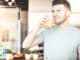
30 53 34 60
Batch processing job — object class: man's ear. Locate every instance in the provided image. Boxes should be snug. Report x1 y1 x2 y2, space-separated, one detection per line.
67 10 71 17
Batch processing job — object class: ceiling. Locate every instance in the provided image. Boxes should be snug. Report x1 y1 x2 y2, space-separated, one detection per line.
0 0 28 11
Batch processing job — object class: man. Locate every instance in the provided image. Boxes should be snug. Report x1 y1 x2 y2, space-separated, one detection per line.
23 0 80 60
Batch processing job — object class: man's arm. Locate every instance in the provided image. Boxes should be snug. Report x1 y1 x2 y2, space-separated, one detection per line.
22 21 42 49
22 36 41 49
22 17 49 49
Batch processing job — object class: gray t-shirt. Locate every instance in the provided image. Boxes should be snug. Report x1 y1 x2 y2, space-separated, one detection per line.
37 26 80 60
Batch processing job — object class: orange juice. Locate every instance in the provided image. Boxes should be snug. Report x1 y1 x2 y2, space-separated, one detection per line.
45 13 54 28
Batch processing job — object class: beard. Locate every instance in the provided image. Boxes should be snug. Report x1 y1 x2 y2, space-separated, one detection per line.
53 16 67 25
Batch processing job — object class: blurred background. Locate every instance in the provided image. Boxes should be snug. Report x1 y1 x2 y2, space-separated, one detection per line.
0 0 28 59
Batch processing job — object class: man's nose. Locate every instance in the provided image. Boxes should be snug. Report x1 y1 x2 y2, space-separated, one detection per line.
53 12 59 16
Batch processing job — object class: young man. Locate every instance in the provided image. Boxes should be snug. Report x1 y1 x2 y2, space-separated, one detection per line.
23 0 80 60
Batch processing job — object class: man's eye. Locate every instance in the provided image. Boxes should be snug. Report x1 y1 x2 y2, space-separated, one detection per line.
51 10 54 13
57 10 60 12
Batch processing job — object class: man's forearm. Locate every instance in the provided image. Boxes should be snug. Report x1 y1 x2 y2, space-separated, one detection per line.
22 23 41 49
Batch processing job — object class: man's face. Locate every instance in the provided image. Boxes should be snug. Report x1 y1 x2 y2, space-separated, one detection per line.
52 4 70 25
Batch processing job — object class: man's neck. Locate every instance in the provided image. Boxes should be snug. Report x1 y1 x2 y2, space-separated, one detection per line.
57 19 71 28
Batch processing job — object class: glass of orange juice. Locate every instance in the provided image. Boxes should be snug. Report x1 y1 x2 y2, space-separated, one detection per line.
45 13 54 28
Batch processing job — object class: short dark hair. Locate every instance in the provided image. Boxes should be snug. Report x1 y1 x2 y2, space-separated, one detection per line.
52 0 71 10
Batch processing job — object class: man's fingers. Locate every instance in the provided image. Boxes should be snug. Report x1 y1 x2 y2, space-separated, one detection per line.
40 17 49 28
